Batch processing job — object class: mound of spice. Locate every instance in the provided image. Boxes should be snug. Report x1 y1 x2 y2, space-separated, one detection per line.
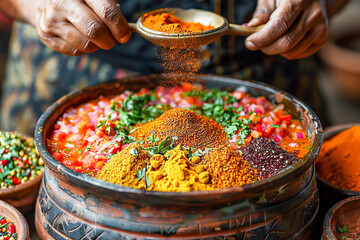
0 131 44 189
240 137 298 179
131 108 229 150
316 126 360 192
96 143 214 192
96 143 150 189
0 215 17 240
142 12 214 34
146 145 213 192
203 146 259 188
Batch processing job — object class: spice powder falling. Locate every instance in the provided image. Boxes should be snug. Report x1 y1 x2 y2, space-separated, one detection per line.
316 126 360 192
142 12 214 85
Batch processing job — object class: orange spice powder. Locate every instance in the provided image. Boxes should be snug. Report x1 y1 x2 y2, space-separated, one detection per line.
316 126 360 192
142 12 214 34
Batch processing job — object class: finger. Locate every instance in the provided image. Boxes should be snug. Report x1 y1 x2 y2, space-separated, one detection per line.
36 8 82 56
281 24 327 59
85 0 131 43
39 8 99 53
283 42 325 59
65 1 117 50
247 0 276 26
260 11 310 55
246 0 308 51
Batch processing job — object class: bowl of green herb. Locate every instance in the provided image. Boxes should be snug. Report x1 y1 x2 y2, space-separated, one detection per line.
0 131 44 213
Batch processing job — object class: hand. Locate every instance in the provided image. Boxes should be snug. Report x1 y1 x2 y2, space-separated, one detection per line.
34 0 131 56
245 0 328 60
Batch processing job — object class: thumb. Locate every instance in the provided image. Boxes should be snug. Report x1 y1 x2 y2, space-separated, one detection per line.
247 0 275 26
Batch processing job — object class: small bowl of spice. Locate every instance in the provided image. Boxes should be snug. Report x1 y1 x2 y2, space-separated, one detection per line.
322 196 360 240
316 123 360 215
0 131 44 213
0 200 29 240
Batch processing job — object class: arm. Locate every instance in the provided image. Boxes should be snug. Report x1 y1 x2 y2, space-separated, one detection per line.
0 0 131 56
245 0 351 60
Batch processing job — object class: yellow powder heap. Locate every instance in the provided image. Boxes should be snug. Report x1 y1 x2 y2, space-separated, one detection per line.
96 143 150 189
146 145 213 192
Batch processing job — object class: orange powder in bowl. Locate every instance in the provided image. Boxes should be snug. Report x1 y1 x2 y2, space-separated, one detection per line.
316 126 360 192
142 12 214 34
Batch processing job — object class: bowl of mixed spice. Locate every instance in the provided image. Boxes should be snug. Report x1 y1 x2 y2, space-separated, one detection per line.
34 75 322 239
0 200 30 240
0 131 44 213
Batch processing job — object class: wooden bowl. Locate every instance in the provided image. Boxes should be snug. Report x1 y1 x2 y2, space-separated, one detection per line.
0 133 44 214
322 196 360 240
0 172 43 214
0 200 30 240
34 75 323 239
316 123 360 214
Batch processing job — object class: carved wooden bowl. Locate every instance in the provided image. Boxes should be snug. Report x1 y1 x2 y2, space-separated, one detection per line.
34 75 323 239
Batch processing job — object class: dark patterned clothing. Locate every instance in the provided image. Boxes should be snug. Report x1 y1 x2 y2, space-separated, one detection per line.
0 0 328 136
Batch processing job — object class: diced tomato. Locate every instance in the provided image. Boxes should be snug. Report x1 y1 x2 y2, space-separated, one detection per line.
95 161 105 169
255 123 263 133
53 131 67 141
74 166 83 173
12 176 21 185
233 91 245 100
52 151 63 161
17 161 25 168
138 88 149 95
182 83 194 91
185 96 197 105
0 160 9 165
0 218 7 225
8 224 15 234
279 115 292 121
95 129 104 138
244 135 253 145
251 130 263 138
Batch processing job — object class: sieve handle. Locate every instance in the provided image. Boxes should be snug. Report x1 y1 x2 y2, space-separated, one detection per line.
128 22 138 32
225 24 264 36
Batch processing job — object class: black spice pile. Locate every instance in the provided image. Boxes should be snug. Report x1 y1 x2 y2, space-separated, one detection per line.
240 137 298 179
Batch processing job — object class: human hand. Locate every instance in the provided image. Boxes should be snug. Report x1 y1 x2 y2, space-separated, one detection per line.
34 0 131 56
245 0 328 60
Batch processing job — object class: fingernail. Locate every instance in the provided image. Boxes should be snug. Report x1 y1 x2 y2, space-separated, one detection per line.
73 48 80 56
245 40 256 50
248 18 260 27
242 23 248 27
119 32 131 44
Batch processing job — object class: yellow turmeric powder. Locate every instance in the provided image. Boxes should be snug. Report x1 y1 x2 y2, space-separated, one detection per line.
146 145 213 192
96 143 150 189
